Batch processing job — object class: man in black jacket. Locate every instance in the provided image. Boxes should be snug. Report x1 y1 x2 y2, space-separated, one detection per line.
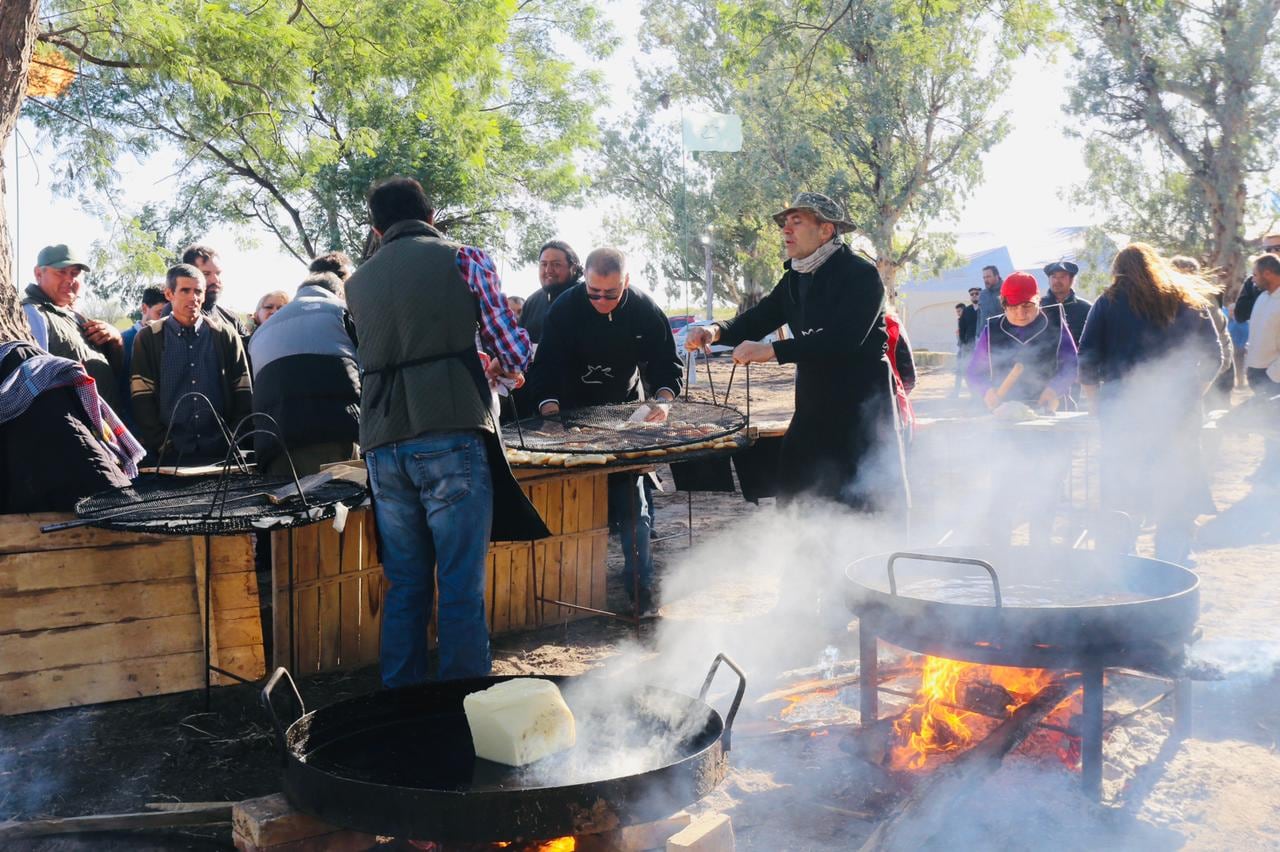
519 240 583 346
1234 232 1280 323
527 247 682 615
685 192 907 510
1041 260 1092 345
954 287 980 395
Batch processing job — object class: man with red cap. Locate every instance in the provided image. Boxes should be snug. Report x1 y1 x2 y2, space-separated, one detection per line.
965 271 1078 412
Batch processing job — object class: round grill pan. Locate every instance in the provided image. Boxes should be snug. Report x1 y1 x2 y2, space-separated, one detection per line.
846 547 1199 669
262 656 746 842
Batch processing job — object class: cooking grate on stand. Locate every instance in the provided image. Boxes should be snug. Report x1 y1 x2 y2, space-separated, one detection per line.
72 474 368 535
504 400 746 454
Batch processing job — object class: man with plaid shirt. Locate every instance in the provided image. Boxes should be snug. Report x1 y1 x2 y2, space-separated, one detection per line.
345 176 546 688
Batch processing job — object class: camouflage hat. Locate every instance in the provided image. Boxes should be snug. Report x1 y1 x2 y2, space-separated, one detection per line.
771 192 856 234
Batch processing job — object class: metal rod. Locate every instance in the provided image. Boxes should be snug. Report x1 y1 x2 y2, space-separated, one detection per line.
860 627 879 725
724 363 737 400
1081 664 1104 800
630 475 641 633
703 354 718 406
687 489 694 548
288 527 296 672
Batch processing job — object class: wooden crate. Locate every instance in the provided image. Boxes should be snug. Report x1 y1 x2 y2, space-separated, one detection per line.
0 514 265 715
272 469 611 674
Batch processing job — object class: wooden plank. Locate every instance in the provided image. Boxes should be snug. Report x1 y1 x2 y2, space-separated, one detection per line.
561 477 580 535
211 644 265 685
490 547 513 634
212 571 260 615
0 513 170 555
0 540 195 593
593 471 610 529
338 525 363 668
209 536 254 575
190 538 220 689
542 539 563 620
508 544 530 632
270 529 293 670
357 574 383 667
544 478 563 535
316 527 342 671
530 483 550 526
577 473 596 535
591 530 609 612
0 578 199 633
559 532 578 615
0 614 202 676
0 652 204 715
576 535 594 609
293 526 320 675
213 612 265 650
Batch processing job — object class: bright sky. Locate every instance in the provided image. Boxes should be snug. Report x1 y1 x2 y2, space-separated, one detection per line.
3 7 1092 313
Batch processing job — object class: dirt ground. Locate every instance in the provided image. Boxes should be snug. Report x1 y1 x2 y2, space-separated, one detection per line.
3 358 1279 850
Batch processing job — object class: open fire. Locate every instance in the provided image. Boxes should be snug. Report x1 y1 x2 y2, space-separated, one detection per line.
889 655 1082 770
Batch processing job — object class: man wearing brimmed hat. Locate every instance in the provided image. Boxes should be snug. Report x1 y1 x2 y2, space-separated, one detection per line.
684 192 907 510
21 244 126 412
1041 259 1092 346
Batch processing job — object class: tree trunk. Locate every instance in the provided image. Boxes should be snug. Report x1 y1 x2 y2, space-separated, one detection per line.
0 0 40 343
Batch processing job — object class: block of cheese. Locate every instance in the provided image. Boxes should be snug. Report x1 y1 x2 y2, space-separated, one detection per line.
463 678 577 766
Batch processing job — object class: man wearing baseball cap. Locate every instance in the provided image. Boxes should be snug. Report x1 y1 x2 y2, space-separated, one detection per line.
20 244 126 412
965 271 1077 412
1041 259 1092 345
954 286 981 396
683 192 907 510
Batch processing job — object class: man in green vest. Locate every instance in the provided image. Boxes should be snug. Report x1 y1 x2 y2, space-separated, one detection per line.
21 244 126 412
345 176 545 687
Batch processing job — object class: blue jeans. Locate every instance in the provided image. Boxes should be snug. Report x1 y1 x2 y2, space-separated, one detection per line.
367 431 493 687
608 473 653 603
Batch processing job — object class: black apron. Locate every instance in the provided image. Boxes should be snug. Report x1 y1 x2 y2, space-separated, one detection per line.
363 349 549 543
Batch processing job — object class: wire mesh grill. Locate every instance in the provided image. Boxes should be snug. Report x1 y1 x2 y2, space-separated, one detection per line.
504 400 747 454
74 473 368 535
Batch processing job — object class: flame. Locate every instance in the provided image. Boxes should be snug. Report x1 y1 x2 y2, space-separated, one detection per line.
781 689 836 718
26 45 76 98
889 656 1079 771
538 840 576 851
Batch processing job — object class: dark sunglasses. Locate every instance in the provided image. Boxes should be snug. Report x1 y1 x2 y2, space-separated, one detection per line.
586 290 622 301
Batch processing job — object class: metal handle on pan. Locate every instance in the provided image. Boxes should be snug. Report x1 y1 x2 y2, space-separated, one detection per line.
886 551 1003 608
698 653 747 751
260 667 306 762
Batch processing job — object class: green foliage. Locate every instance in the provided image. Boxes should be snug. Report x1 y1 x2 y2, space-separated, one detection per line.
1063 0 1280 283
602 0 1054 304
82 215 170 310
27 0 613 263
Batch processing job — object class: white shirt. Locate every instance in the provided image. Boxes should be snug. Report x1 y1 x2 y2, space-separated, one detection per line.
1245 288 1280 381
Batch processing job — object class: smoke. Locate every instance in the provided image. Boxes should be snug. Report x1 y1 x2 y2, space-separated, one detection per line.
552 320 1280 847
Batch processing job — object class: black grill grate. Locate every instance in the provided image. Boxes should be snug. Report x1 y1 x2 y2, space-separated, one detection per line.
74 473 368 535
504 401 747 454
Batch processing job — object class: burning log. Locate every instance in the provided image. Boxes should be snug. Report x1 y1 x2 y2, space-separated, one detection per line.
757 664 913 704
859 675 1082 852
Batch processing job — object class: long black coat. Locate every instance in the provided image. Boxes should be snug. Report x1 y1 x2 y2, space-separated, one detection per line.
715 245 907 510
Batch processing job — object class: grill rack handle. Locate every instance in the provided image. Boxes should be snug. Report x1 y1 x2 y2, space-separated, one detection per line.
261 667 306 763
886 551 1003 608
698 653 747 751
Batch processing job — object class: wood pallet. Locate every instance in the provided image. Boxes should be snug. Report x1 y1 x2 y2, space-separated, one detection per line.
0 514 265 715
272 469 611 674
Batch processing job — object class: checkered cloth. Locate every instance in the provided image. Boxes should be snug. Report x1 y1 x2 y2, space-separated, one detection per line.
0 341 145 478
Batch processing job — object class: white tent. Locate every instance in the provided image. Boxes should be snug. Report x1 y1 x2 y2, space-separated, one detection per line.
897 227 1101 352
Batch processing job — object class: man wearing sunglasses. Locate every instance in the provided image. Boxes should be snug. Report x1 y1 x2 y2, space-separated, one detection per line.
526 247 682 616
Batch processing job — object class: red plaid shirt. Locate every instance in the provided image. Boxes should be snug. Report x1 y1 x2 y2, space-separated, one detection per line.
457 247 530 373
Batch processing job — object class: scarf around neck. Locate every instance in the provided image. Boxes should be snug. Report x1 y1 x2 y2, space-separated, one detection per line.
790 237 842 274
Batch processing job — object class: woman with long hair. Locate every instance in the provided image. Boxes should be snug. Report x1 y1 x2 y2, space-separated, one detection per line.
1078 242 1225 563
